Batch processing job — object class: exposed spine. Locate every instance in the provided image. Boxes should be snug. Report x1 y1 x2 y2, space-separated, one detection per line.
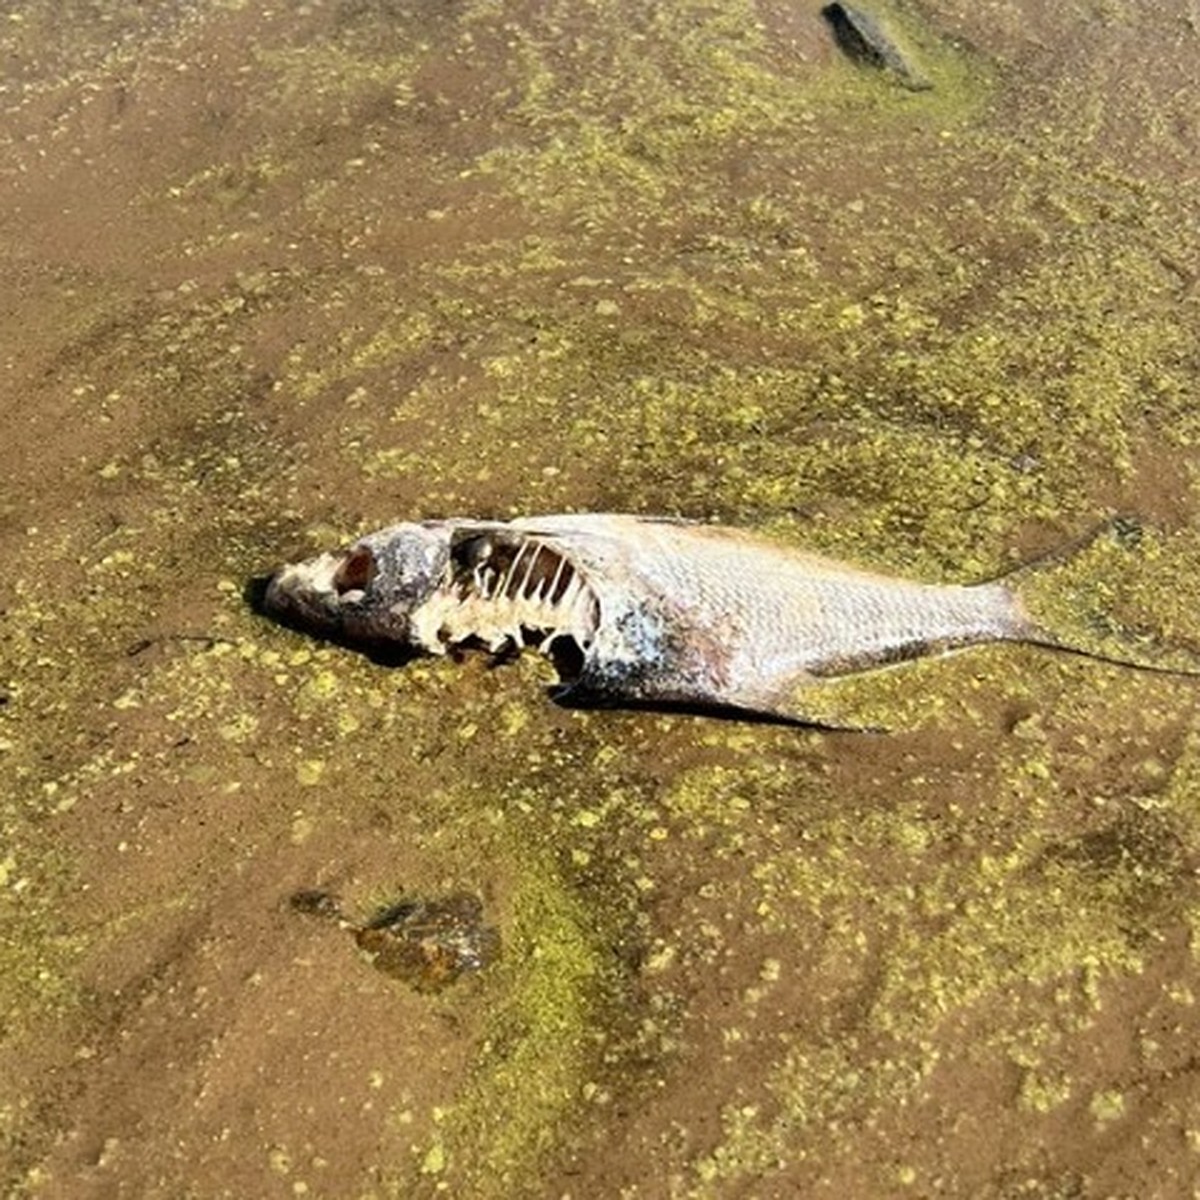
413 537 599 658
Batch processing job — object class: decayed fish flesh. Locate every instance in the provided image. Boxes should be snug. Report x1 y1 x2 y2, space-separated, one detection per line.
259 513 1190 726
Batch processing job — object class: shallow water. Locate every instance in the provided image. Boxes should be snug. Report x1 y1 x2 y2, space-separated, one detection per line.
2 1 1199 1195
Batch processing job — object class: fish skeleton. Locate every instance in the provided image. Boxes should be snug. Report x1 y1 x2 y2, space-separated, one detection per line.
260 513 1190 727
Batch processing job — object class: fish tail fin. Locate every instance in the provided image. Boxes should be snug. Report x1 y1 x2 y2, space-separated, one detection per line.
987 515 1200 678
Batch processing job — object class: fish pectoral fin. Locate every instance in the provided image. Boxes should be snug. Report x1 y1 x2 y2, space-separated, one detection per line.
721 677 892 733
768 704 889 734
742 698 889 733
552 672 888 732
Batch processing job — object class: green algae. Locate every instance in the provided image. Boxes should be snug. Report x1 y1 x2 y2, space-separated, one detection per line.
679 711 1199 1194
402 854 609 1196
469 0 990 226
0 266 310 1056
0 845 80 1040
250 40 423 118
385 159 1199 579
3 0 1200 1194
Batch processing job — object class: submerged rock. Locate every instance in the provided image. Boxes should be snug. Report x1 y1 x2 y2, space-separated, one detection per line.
291 888 500 992
822 3 932 91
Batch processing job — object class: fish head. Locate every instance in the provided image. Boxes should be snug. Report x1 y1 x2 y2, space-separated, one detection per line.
262 523 450 649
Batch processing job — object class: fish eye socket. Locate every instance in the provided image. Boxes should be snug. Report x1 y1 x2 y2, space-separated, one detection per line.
333 546 377 596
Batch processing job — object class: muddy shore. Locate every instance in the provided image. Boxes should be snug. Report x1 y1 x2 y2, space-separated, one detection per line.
2 1 1199 1195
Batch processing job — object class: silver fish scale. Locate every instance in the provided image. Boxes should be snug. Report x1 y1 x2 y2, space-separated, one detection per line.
518 515 1025 689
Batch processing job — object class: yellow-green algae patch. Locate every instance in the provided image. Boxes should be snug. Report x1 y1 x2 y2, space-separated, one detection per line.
1014 523 1200 671
377 185 1200 590
0 838 79 1041
0 267 314 1037
680 713 1200 1195
400 852 610 1196
4 0 1200 1193
469 0 990 226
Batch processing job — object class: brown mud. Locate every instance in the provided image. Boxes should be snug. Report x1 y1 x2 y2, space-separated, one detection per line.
2 0 1199 1196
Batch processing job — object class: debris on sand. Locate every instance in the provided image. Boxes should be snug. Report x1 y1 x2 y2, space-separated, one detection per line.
822 3 933 91
291 888 500 992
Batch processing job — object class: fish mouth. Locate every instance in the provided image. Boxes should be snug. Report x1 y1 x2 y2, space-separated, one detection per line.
243 573 275 615
259 549 370 620
259 556 340 623
251 553 419 667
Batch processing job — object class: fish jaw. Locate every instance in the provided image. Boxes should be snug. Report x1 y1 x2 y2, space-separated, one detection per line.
263 550 361 636
262 523 452 648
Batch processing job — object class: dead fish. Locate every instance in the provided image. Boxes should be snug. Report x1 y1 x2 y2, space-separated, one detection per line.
259 514 1194 728
822 2 932 91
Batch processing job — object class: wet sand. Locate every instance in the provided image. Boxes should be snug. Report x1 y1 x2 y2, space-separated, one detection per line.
2 1 1199 1196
